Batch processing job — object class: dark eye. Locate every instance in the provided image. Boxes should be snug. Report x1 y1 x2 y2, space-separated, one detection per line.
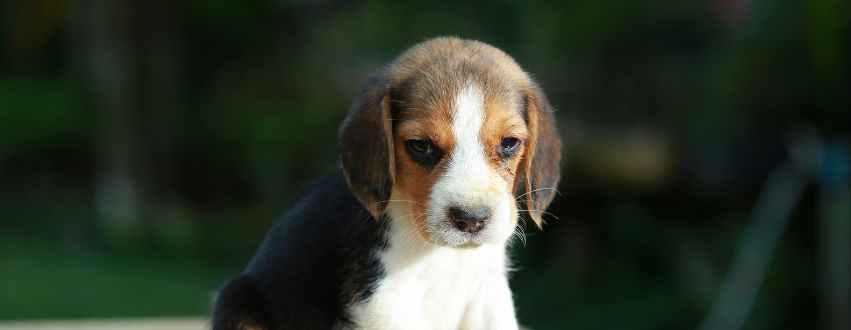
498 138 521 158
406 140 441 166
409 140 433 154
501 138 519 150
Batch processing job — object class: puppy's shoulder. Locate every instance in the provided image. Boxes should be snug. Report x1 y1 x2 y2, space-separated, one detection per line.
213 171 389 329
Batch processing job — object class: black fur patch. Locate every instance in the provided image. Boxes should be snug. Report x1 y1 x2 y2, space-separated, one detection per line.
212 275 268 330
212 172 389 329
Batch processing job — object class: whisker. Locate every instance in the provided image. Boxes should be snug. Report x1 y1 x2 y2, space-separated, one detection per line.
410 221 430 252
516 209 560 220
402 226 423 247
401 222 420 242
372 199 427 207
403 214 429 243
399 216 424 241
515 187 562 201
389 212 425 225
513 222 527 246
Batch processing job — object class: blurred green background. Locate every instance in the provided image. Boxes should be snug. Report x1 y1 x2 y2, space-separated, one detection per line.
0 0 849 329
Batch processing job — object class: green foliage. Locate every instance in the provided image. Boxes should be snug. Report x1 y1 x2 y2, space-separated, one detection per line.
0 238 228 319
0 77 87 164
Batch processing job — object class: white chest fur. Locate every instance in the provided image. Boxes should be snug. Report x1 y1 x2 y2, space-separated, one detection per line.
349 204 519 330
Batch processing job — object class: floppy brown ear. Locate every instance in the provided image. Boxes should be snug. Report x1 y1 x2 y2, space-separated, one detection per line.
522 84 563 228
338 75 395 219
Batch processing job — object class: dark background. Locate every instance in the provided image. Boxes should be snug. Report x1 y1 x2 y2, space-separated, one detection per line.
0 0 849 329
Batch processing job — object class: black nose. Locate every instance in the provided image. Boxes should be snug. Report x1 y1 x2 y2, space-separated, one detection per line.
449 207 490 233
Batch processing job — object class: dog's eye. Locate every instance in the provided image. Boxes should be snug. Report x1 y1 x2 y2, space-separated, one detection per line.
409 140 433 154
498 138 521 158
501 138 519 150
405 140 441 167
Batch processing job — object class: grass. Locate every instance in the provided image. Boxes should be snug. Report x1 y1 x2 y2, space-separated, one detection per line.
0 238 236 320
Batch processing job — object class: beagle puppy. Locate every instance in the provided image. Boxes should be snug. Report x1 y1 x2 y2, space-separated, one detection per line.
212 36 562 330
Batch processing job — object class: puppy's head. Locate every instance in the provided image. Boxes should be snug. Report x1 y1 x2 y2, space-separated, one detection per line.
339 37 561 246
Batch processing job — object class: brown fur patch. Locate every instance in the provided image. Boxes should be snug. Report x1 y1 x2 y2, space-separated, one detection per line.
339 79 395 219
238 321 265 330
480 95 529 185
522 86 563 228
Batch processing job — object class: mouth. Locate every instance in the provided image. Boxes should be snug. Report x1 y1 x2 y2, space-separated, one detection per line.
427 219 496 247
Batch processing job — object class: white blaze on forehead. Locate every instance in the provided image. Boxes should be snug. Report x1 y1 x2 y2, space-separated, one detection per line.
443 83 490 199
453 83 485 132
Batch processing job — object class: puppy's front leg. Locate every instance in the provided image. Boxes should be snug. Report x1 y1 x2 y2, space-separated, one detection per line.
460 275 520 330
